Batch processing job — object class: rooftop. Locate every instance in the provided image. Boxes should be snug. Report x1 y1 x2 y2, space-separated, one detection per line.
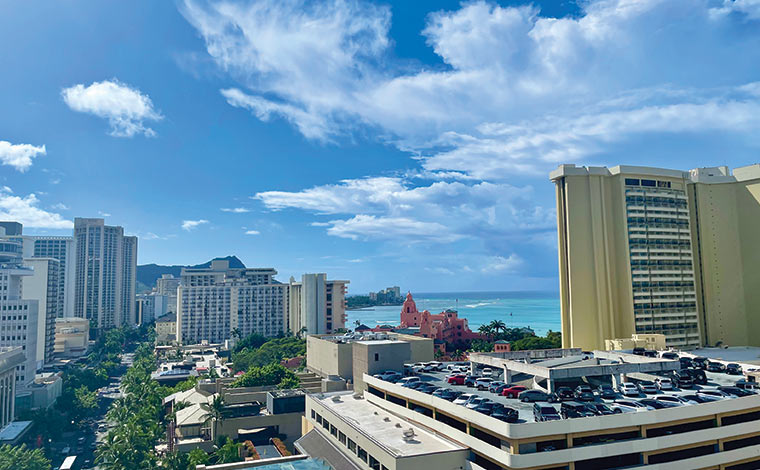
313 391 465 457
0 421 32 442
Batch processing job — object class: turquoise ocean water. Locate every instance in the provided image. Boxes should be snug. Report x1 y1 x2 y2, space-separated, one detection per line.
346 291 561 336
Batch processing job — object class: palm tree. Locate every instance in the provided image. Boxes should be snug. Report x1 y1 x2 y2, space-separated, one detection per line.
434 349 444 360
202 395 226 442
489 320 506 337
478 324 493 340
453 349 465 361
298 326 308 339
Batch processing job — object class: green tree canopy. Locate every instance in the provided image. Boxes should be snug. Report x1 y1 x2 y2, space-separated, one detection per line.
0 444 51 470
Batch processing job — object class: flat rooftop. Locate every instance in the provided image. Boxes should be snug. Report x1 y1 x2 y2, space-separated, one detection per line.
685 347 760 365
314 391 465 457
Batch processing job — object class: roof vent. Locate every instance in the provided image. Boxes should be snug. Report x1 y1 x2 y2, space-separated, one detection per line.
395 423 402 428
402 428 417 442
331 395 342 402
383 417 391 422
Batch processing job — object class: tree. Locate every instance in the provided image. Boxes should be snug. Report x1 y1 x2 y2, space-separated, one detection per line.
452 349 465 361
434 349 444 360
187 448 210 469
0 444 51 470
202 395 226 441
277 375 301 390
489 320 506 336
214 438 242 464
231 363 299 389
161 451 188 470
478 324 493 340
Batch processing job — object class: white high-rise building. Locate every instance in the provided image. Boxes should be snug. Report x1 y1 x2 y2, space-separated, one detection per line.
73 218 138 333
289 273 348 335
20 236 75 318
22 258 58 365
136 292 167 325
156 274 180 313
0 223 39 387
177 261 287 344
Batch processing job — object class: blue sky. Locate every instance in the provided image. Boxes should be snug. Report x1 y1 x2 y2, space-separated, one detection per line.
2 0 760 294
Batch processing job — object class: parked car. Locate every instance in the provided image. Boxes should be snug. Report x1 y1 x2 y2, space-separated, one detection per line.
398 377 421 387
406 381 428 390
488 381 506 393
417 384 440 394
691 356 709 369
613 400 654 412
491 405 519 423
707 361 726 372
482 368 493 376
682 368 707 385
492 383 511 395
475 378 494 390
474 401 499 415
560 401 596 419
679 357 694 370
632 347 646 356
735 380 758 392
533 403 561 421
574 385 595 402
643 350 658 358
447 374 466 385
726 363 743 375
466 397 492 409
661 352 678 360
453 393 477 406
427 361 443 371
656 378 674 391
586 402 617 415
597 384 616 399
519 390 550 403
554 387 575 401
374 370 402 381
637 398 669 409
656 395 696 406
636 381 658 394
697 390 732 400
619 383 639 397
432 388 453 399
501 385 527 398
464 375 479 387
681 393 721 403
718 386 753 397
672 371 693 388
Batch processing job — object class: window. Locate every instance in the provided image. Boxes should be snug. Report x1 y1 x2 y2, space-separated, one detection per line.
330 424 337 437
625 178 640 186
348 438 356 453
374 353 379 361
369 455 381 470
641 179 656 187
338 431 346 445
357 447 368 463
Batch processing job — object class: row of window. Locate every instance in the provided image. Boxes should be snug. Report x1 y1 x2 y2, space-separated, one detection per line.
312 409 388 470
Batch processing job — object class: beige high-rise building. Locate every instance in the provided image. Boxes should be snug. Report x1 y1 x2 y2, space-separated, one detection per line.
551 164 760 351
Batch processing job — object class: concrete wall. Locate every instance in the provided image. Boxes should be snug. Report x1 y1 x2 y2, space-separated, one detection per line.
217 411 303 445
306 336 353 379
392 333 434 363
352 342 411 392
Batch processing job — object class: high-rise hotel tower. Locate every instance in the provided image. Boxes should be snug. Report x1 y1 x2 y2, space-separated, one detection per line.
551 164 760 350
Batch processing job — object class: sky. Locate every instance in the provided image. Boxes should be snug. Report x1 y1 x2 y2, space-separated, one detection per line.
1 0 760 294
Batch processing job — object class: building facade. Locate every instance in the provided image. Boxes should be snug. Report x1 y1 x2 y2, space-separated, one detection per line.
156 274 180 313
0 225 39 387
176 261 287 344
19 236 74 318
552 164 760 351
0 347 24 429
21 258 58 365
54 317 90 357
136 292 167 325
399 292 481 343
155 313 176 344
73 218 137 332
289 273 348 335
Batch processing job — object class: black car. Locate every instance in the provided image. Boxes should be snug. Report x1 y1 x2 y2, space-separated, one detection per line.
726 363 743 375
597 384 616 399
560 401 596 419
520 390 550 402
491 405 519 423
672 371 693 388
585 402 618 415
661 352 678 360
474 401 499 415
736 380 758 392
679 357 694 370
555 387 575 401
433 389 462 401
681 394 714 404
707 361 726 372
718 386 754 397
638 398 668 409
574 385 595 402
683 367 707 385
632 347 645 356
692 356 709 369
643 350 658 358
533 403 561 421
418 384 440 394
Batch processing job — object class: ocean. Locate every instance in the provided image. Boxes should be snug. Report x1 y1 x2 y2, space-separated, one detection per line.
345 291 561 336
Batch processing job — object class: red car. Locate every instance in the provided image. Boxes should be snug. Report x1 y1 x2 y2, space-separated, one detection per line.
501 385 527 398
447 374 466 385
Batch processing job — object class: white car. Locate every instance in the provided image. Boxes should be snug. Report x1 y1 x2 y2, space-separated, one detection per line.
613 400 653 413
482 368 493 376
465 397 490 409
397 377 420 386
475 378 494 390
637 381 658 394
655 395 696 406
373 370 402 381
698 389 733 399
453 393 477 406
427 361 443 371
656 378 674 391
619 383 639 397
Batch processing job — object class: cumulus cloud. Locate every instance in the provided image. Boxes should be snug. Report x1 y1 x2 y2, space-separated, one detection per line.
0 187 72 229
61 79 163 137
182 219 209 231
481 254 522 273
0 141 46 172
244 229 260 235
221 207 250 213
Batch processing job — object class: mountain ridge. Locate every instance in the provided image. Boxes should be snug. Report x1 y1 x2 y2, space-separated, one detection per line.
137 255 246 291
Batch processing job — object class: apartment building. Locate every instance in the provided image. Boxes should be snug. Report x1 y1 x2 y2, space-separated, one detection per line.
176 261 287 344
73 218 137 332
0 225 39 387
136 292 168 325
0 347 24 429
288 273 348 335
551 164 760 350
19 236 74 318
156 274 180 313
21 258 58 365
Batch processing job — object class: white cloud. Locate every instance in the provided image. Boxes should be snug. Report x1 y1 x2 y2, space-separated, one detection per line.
0 141 46 172
182 219 209 231
183 0 760 175
321 215 463 243
98 211 111 217
61 79 162 137
50 203 69 211
221 207 250 213
0 187 72 229
481 254 522 273
244 229 260 235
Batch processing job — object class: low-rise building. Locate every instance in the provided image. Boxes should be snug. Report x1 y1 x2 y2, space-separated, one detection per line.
604 334 667 352
54 317 89 358
155 313 177 345
0 347 23 429
400 293 481 343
